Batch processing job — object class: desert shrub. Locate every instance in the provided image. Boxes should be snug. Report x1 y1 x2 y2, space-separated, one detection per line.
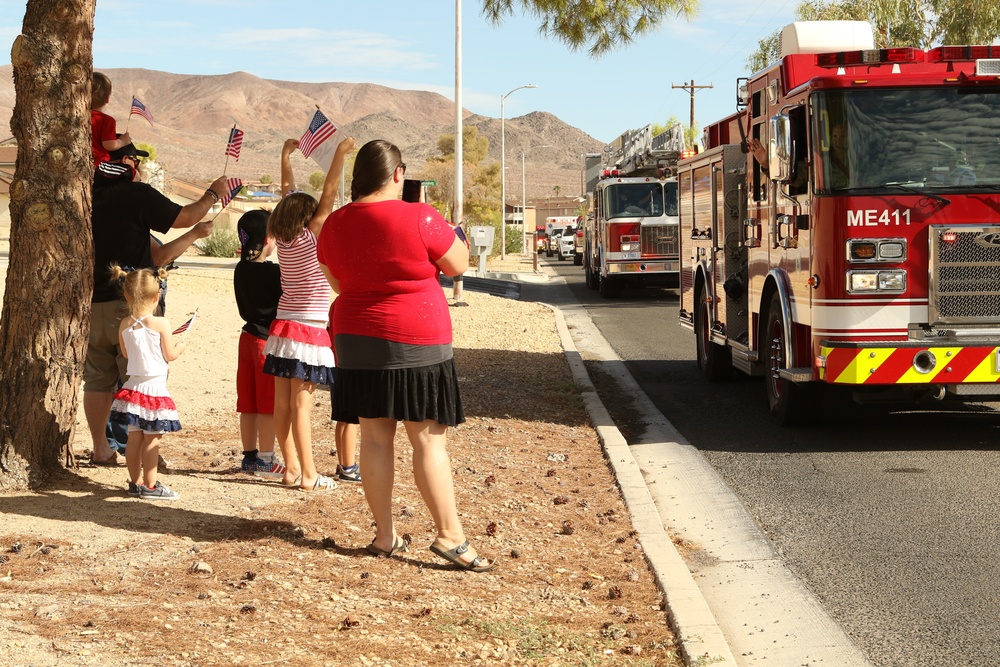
195 222 240 258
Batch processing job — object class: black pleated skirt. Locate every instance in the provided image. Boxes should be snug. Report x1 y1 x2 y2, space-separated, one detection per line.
331 358 465 426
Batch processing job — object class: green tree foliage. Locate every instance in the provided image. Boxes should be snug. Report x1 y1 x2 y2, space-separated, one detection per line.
260 174 273 184
135 141 156 163
483 0 698 57
652 115 698 149
423 126 502 249
748 1 1000 71
308 170 325 192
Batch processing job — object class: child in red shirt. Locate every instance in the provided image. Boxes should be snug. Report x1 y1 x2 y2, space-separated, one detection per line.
92 72 132 168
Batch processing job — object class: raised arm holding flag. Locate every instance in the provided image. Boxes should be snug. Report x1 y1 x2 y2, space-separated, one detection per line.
298 108 344 174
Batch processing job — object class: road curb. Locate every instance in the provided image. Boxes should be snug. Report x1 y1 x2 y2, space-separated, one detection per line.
545 303 738 667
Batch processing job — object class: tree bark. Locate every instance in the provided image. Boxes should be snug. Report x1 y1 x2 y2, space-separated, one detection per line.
0 0 96 490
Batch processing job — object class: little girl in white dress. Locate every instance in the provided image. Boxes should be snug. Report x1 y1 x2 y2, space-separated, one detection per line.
108 265 186 500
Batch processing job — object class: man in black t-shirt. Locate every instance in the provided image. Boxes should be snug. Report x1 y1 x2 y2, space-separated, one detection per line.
85 142 228 465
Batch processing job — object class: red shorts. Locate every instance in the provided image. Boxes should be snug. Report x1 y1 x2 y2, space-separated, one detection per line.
237 331 275 414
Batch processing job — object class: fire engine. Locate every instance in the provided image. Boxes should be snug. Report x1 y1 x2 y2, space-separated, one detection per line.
677 20 1000 424
582 124 685 297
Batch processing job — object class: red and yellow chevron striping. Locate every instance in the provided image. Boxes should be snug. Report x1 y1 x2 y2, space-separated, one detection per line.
820 345 1000 385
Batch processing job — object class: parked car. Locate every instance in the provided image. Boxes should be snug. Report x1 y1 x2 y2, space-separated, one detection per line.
557 225 576 261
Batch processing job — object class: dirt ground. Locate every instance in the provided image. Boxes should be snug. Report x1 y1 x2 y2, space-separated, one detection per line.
0 253 683 667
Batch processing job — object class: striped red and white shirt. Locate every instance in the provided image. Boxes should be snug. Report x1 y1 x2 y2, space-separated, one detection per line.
275 227 330 322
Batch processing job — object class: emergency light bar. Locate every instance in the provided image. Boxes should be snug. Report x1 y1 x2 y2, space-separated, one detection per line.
816 47 922 68
926 45 1000 61
601 168 621 178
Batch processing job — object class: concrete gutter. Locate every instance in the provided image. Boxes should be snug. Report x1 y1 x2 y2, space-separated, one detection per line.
545 303 738 666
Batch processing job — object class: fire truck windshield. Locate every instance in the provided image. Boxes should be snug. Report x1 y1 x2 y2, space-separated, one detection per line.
813 88 1000 194
606 182 677 218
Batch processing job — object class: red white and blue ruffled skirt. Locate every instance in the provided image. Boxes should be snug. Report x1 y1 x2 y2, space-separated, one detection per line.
263 319 336 385
109 376 181 433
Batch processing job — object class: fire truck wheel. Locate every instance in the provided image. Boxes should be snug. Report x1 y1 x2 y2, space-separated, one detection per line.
574 253 582 266
695 283 732 381
584 256 598 290
764 293 815 425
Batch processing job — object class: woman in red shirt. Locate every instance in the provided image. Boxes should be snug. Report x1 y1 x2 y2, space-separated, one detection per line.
317 140 492 572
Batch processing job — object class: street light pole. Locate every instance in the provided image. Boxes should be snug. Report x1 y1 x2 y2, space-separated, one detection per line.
500 84 537 260
523 145 550 273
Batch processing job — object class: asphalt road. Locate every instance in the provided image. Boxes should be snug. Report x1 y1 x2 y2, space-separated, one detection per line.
527 255 1000 667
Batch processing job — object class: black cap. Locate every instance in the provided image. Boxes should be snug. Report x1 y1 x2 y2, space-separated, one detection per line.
237 210 270 261
107 134 150 161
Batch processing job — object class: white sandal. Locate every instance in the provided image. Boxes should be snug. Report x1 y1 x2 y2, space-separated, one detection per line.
300 474 337 492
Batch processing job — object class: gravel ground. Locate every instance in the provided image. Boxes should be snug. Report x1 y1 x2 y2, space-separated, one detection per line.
0 250 683 667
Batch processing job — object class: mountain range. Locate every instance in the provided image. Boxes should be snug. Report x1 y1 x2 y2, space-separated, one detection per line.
0 66 603 201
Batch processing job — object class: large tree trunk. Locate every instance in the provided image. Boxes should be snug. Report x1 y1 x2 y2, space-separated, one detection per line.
0 0 96 490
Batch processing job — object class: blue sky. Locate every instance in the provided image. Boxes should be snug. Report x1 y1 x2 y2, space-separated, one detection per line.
3 0 798 143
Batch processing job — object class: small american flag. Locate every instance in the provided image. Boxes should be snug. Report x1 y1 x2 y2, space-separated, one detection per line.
130 97 154 126
172 310 198 335
225 128 244 160
219 178 243 207
298 109 338 159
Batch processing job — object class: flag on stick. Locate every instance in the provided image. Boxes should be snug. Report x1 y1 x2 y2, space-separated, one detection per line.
130 97 154 126
172 309 198 336
298 109 338 159
219 178 243 208
225 127 244 160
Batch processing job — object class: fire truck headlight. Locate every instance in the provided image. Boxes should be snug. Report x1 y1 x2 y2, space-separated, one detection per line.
847 270 907 293
621 243 635 252
878 270 907 291
848 271 879 292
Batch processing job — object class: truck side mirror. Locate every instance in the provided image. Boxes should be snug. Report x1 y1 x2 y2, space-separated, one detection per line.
769 114 792 183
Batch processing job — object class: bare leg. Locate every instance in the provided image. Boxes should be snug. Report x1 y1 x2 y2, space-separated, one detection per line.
84 390 115 461
291 379 319 487
361 417 397 551
405 419 490 568
257 413 276 455
140 433 163 489
239 412 257 453
335 421 359 468
273 377 300 484
125 428 143 484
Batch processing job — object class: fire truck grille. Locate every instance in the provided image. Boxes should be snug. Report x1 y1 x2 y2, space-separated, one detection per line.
931 226 1000 323
641 224 679 257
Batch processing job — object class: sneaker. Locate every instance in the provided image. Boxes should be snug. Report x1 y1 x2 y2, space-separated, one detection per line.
139 481 180 501
254 460 287 481
336 464 362 484
127 481 141 497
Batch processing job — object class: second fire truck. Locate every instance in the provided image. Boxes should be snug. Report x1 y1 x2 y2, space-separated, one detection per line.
678 20 1000 423
583 124 685 297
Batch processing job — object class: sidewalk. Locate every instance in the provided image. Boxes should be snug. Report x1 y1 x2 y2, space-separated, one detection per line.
521 256 872 666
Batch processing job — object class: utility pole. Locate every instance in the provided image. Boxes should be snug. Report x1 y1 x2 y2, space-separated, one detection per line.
672 80 714 147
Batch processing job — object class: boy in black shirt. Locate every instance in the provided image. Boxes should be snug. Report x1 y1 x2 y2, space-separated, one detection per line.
234 210 285 478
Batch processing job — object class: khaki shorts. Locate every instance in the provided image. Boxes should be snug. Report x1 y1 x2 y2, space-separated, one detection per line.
84 300 130 393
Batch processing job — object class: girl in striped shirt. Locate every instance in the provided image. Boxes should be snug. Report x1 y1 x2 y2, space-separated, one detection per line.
262 135 356 491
